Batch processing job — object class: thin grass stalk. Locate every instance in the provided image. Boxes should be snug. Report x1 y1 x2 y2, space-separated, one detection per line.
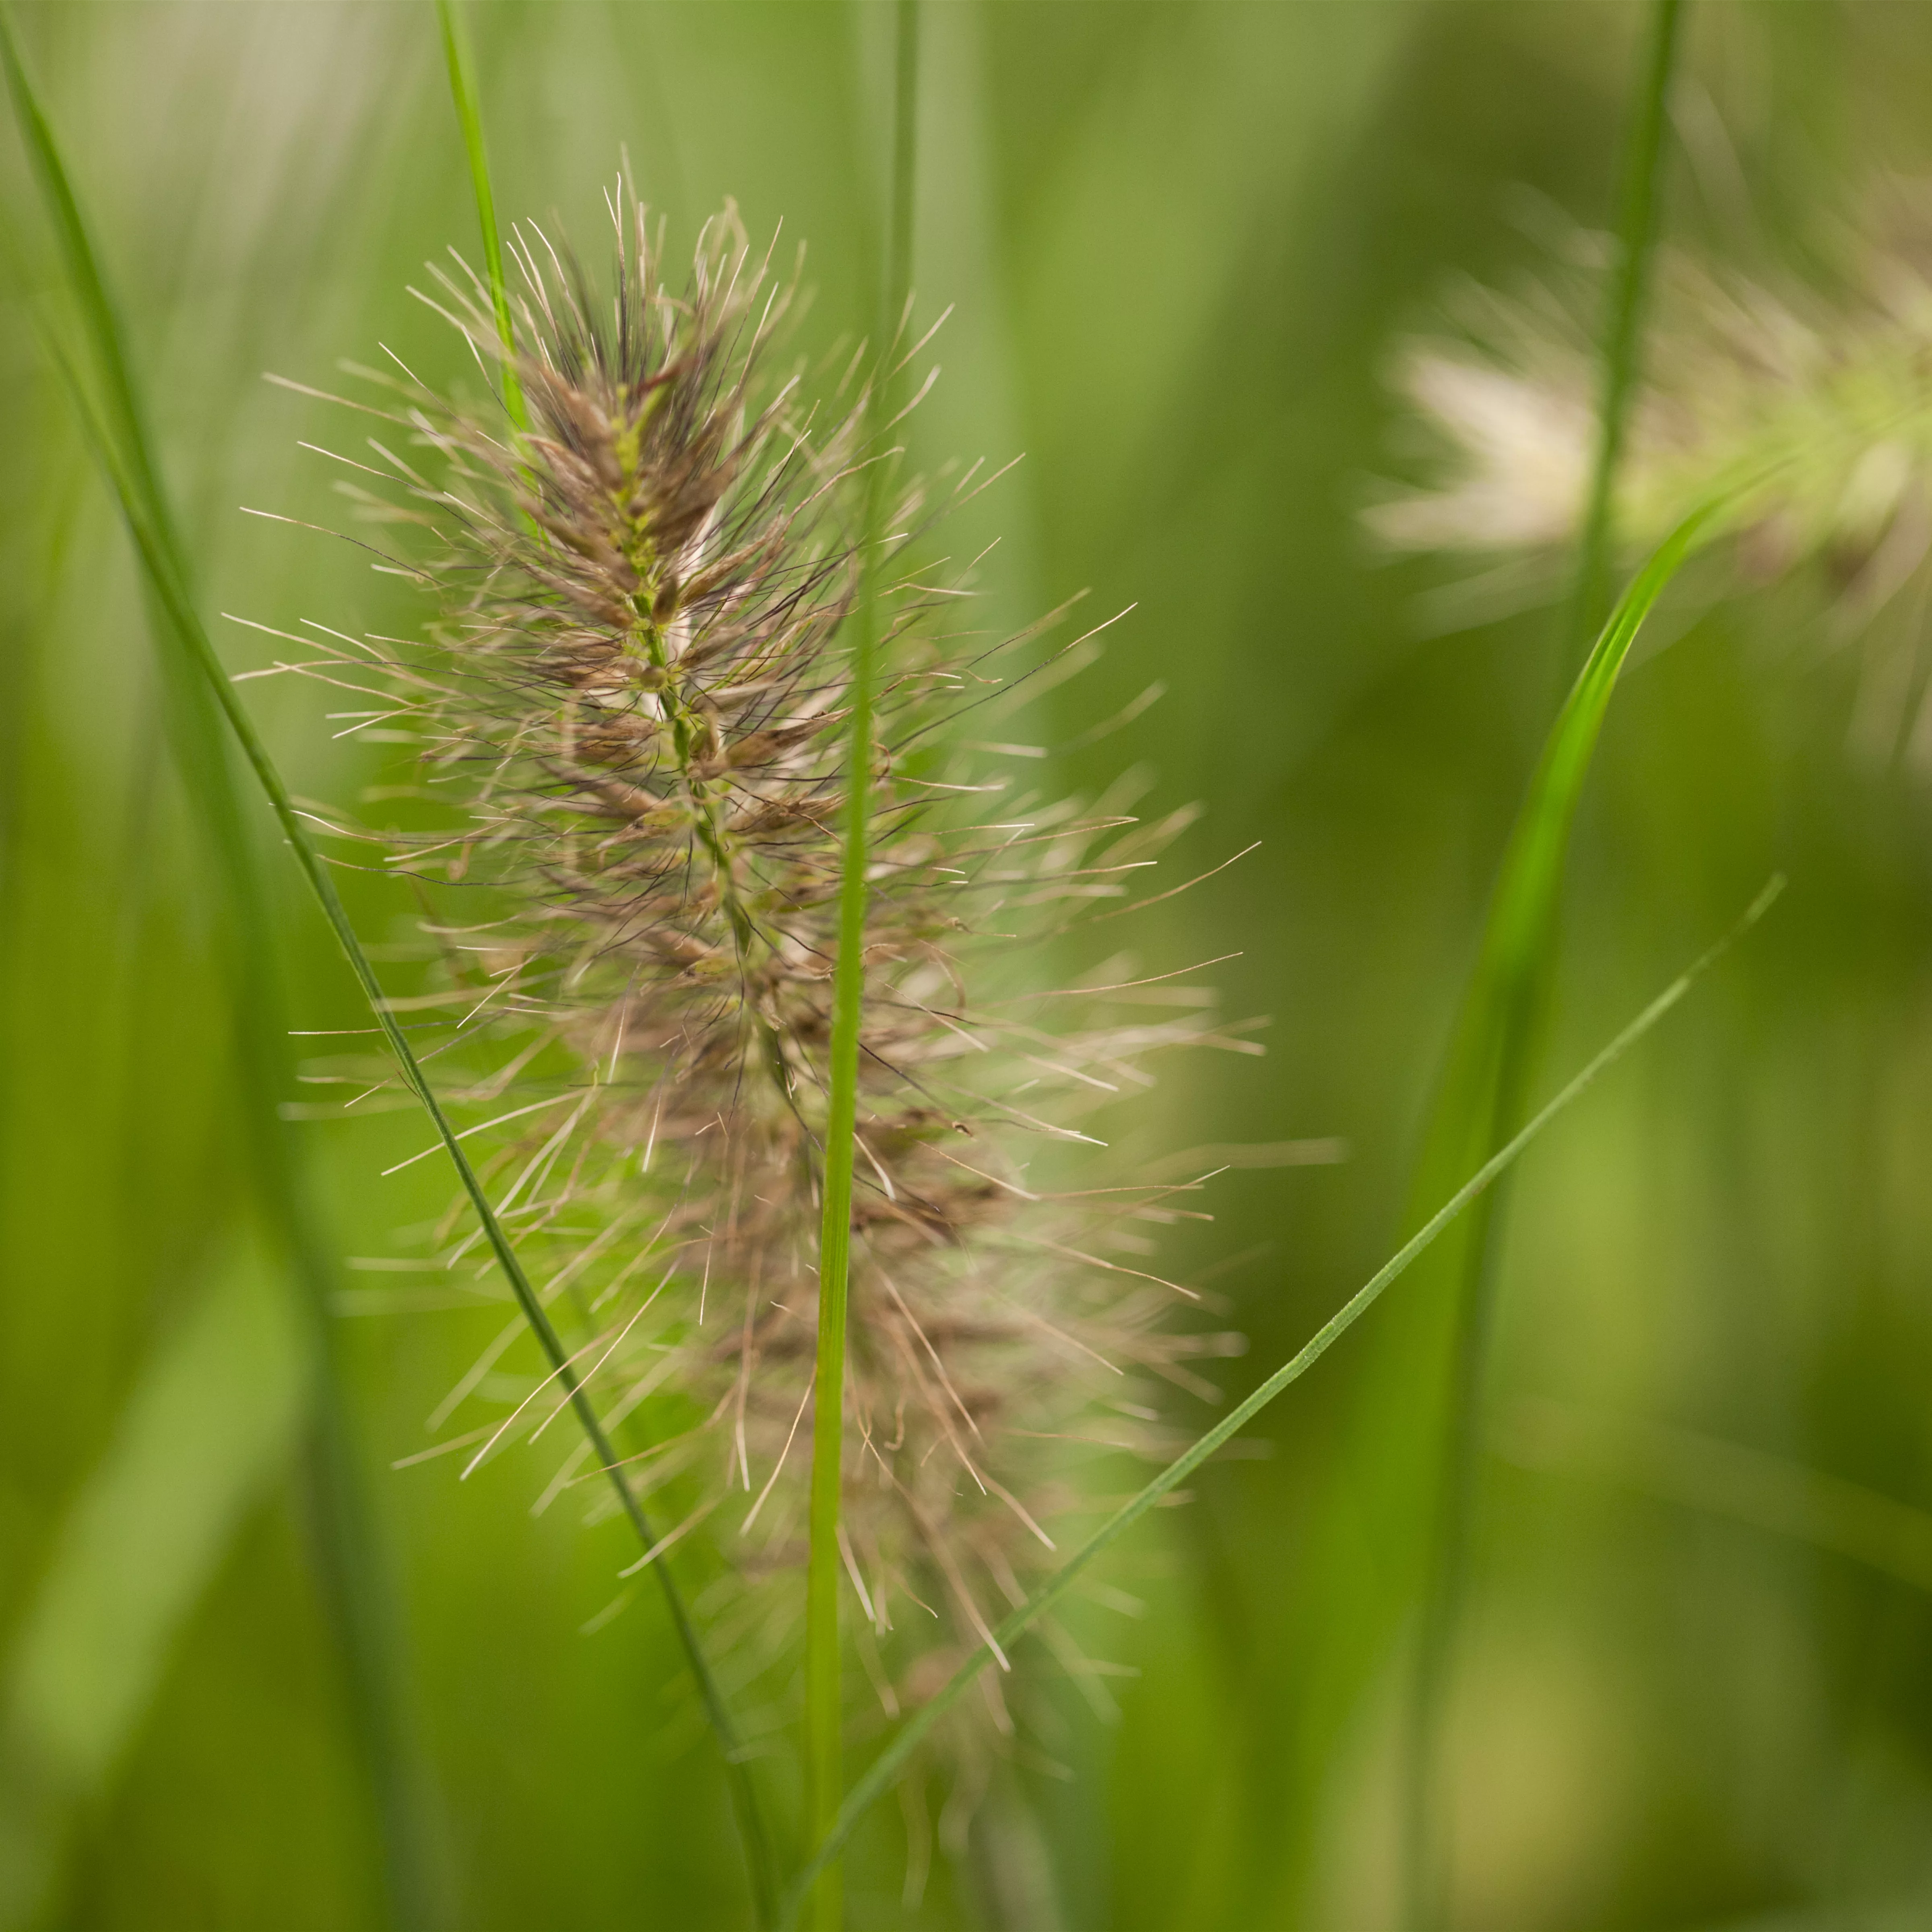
0 18 436 1927
804 6 920 1926
774 869 1779 1932
432 0 525 432
1 23 780 1923
1564 0 1686 658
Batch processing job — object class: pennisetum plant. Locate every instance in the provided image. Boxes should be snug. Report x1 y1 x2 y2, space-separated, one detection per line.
7 4 1786 1926
281 169 1254 1923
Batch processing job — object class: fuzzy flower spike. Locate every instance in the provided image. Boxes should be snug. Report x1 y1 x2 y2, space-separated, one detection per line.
293 195 1250 1781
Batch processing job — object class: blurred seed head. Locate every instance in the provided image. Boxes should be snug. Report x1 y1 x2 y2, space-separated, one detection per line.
1371 187 1932 629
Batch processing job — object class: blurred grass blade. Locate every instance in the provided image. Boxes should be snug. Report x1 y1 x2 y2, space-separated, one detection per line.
779 870 1779 1930
805 6 920 1926
1404 3 1690 1909
0 16 438 1928
1500 1401 1932 1596
433 0 525 431
0 1237 305 1928
2 14 775 1921
1566 0 1686 654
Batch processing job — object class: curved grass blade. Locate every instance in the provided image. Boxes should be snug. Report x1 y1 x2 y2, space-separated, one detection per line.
47 201 783 1932
805 6 921 1926
1412 500 1713 1214
0 17 438 1927
776 873 1781 1931
2 17 776 1923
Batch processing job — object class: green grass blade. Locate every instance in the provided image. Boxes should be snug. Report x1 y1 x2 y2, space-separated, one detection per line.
804 6 920 1926
433 0 525 432
0 13 161 529
0 18 439 1928
775 875 1781 1931
3 18 775 1922
1565 0 1686 654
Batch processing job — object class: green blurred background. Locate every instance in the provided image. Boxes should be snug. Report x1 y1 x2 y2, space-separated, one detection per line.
6 2 1932 1927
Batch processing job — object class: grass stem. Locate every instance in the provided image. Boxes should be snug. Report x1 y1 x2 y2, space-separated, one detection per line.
1565 0 1686 657
804 7 921 1924
1401 16 1688 1913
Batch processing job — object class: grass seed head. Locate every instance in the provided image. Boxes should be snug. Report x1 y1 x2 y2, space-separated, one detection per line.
295 192 1249 1761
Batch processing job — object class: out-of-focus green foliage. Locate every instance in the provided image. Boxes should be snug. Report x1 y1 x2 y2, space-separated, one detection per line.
5 4 1932 1928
